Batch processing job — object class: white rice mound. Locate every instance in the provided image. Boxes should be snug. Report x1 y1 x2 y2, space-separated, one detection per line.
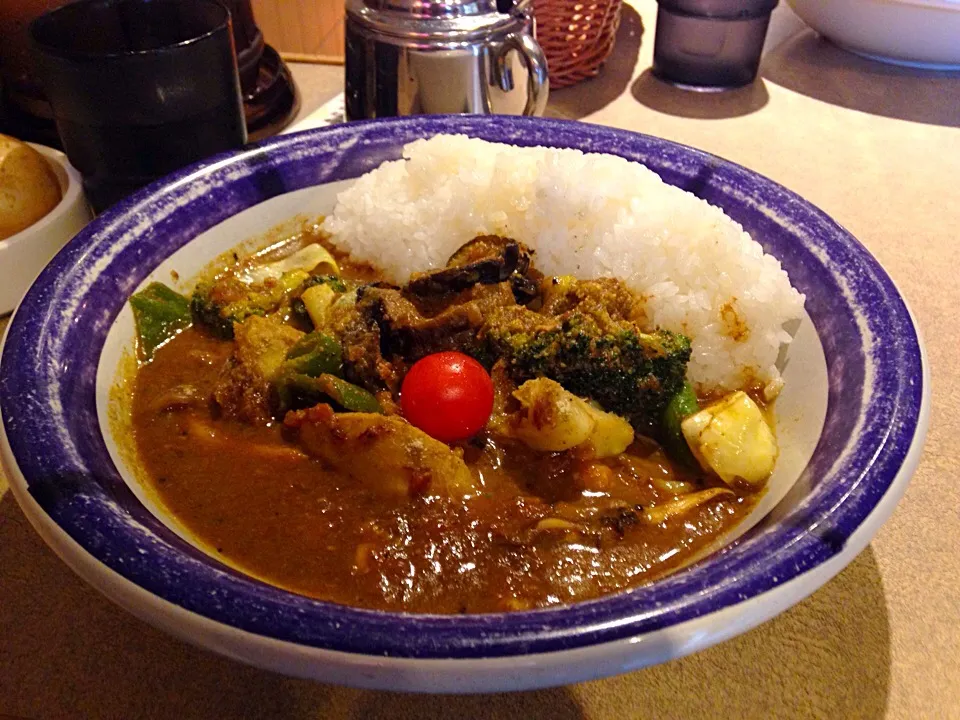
322 134 805 392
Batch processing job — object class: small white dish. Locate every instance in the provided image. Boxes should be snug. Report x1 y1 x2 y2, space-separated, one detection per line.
0 143 91 315
787 0 960 69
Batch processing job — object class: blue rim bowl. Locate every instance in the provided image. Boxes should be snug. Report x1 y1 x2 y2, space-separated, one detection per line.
0 116 928 692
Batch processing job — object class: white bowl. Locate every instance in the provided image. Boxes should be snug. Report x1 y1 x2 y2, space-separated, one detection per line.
0 143 91 315
787 0 960 69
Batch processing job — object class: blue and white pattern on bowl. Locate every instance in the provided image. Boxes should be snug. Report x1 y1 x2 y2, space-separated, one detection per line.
0 116 926 690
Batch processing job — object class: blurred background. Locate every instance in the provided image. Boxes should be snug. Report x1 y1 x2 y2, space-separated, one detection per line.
250 0 345 62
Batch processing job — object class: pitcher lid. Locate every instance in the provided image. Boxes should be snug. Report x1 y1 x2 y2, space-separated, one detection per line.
346 0 530 37
371 0 490 16
366 0 528 17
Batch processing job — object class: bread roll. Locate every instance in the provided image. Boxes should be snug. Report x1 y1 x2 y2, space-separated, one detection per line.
0 134 63 241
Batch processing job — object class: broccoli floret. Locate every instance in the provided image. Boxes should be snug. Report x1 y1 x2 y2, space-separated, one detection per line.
486 311 691 434
191 270 311 339
191 242 344 338
304 274 348 294
191 279 247 339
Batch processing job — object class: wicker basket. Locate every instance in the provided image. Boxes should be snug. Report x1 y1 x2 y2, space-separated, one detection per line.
533 0 623 89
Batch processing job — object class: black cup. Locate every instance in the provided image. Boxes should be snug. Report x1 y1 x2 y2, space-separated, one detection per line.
653 0 779 89
31 0 248 213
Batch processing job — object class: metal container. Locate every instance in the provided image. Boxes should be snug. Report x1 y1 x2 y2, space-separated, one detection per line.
345 0 549 120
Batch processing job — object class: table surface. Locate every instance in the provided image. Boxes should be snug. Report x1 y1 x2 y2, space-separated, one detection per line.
2 2 959 717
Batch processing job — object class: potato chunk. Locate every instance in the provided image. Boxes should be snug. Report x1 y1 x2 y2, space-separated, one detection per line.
681 391 778 488
508 378 634 458
286 405 477 501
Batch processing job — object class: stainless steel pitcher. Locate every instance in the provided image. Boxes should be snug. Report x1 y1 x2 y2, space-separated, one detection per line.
344 0 549 120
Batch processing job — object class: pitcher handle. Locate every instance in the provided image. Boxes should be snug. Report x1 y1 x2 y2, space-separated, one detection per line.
495 32 549 117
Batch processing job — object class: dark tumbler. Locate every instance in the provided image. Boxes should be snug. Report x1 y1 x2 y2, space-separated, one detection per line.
653 0 779 89
30 0 248 212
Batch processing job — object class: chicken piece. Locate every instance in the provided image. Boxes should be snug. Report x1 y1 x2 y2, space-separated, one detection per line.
285 404 478 501
213 316 304 423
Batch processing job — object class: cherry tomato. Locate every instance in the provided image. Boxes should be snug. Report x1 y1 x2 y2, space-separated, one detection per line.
400 351 494 442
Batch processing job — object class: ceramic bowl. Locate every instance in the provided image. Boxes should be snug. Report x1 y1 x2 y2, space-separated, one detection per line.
0 116 928 692
0 143 91 315
787 0 960 69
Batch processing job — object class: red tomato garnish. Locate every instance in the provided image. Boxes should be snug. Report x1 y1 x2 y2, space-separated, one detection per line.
400 351 494 442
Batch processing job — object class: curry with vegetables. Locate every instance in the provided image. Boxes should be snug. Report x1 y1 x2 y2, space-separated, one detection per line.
127 231 778 613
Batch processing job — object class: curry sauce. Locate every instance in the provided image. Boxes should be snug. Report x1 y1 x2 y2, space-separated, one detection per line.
132 329 757 613
128 235 766 613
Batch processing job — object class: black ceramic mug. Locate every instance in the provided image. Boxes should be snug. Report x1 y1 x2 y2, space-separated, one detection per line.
31 0 248 212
